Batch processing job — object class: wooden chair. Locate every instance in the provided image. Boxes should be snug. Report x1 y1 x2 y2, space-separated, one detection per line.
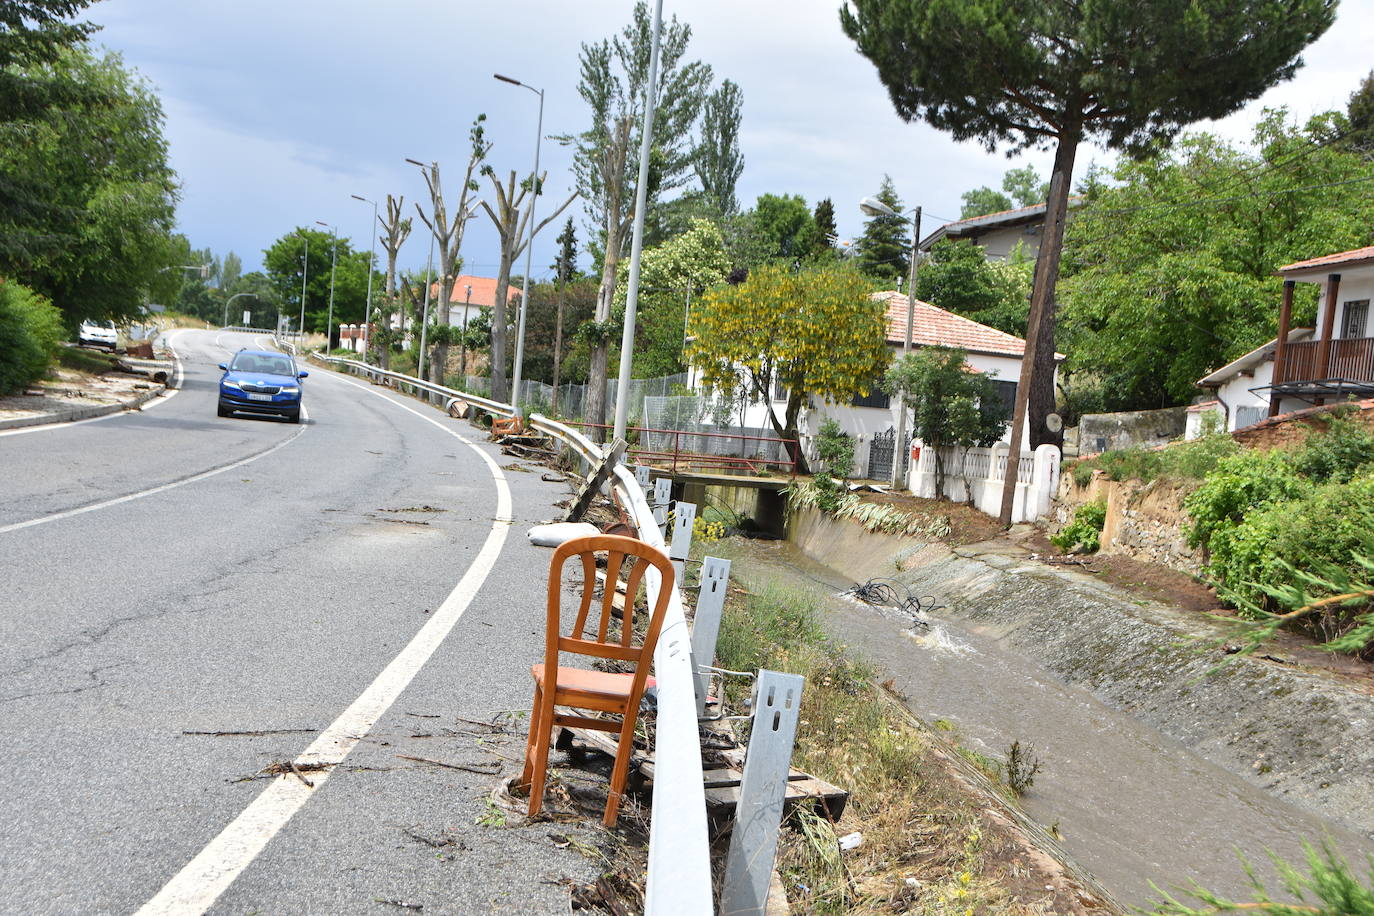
519 534 675 826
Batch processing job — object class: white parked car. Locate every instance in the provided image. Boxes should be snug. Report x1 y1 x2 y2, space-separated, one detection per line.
78 318 118 350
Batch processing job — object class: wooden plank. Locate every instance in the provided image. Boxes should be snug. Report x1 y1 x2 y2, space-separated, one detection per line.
566 438 627 522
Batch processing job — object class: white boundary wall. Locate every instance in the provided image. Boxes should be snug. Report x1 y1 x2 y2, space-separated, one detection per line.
909 442 1060 523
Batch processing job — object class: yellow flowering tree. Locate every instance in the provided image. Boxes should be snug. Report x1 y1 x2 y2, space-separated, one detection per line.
686 262 890 472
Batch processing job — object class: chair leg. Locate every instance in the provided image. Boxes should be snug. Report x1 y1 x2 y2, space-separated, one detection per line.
604 712 639 827
520 684 544 800
527 694 556 818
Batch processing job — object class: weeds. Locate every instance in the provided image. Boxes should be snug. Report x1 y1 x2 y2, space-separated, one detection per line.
1004 741 1042 796
785 480 953 540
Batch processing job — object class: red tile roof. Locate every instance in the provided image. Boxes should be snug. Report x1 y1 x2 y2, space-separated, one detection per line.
874 291 1062 360
1278 245 1374 274
430 274 522 308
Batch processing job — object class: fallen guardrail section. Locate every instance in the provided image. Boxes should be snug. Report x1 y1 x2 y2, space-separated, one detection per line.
315 355 712 914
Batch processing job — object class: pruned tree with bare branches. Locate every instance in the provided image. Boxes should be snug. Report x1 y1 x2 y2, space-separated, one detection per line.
480 169 576 403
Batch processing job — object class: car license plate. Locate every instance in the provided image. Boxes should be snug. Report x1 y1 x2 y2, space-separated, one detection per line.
247 393 273 402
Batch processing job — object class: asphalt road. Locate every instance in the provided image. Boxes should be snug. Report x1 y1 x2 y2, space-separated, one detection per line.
1 330 600 915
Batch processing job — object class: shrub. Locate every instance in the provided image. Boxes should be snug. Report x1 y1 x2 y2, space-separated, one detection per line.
814 418 854 479
1210 474 1374 649
0 280 64 395
1290 411 1374 483
1051 501 1106 553
1073 432 1239 484
1183 449 1311 551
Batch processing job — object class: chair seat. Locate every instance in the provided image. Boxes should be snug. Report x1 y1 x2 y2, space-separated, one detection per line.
533 663 652 703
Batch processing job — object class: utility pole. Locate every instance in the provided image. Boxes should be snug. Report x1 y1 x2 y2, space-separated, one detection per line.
460 284 473 379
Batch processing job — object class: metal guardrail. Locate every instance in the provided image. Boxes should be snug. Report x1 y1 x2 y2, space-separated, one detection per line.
220 325 275 334
320 360 713 914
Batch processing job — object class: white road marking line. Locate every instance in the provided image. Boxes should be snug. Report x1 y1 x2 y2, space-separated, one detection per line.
137 374 513 916
135 329 184 413
0 426 306 536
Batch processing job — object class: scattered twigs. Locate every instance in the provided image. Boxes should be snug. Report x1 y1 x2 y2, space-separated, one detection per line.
182 728 317 737
396 754 502 776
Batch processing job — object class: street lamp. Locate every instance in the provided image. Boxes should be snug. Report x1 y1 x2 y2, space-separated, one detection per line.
609 0 663 442
493 74 543 412
351 194 379 362
494 72 544 415
315 221 338 352
859 195 922 489
222 292 258 329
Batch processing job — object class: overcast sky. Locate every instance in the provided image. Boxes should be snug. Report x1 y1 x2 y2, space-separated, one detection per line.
93 0 1374 283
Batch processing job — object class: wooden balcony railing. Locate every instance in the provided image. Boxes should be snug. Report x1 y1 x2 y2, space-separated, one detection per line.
1276 337 1374 384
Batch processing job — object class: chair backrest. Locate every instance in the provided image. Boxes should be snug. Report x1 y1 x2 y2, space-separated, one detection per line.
545 534 676 692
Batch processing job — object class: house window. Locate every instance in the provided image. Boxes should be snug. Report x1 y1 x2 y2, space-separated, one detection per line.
1341 300 1369 339
992 380 1017 420
772 378 787 402
852 388 890 409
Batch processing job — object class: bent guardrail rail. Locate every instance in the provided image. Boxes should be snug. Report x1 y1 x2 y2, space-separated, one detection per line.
319 359 712 914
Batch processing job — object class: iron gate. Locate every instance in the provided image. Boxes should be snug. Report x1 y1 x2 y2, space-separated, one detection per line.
867 427 895 481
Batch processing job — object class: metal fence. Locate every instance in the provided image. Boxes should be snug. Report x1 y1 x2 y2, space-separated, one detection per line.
440 373 690 426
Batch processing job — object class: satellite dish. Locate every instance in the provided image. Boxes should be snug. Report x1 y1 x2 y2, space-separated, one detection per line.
1045 413 1063 433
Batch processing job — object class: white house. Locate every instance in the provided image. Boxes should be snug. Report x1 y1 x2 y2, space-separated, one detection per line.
919 197 1084 262
1192 246 1374 435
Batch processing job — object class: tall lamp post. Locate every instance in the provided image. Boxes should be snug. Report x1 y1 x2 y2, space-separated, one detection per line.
350 194 379 362
297 231 309 349
611 0 664 442
222 292 258 329
858 196 921 489
494 72 544 415
315 221 338 351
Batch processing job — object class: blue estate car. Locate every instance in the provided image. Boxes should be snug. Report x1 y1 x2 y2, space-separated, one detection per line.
217 349 308 422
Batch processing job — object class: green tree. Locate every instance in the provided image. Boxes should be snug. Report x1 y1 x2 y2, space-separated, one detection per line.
884 345 1008 498
549 217 580 399
812 198 838 258
916 238 1031 336
561 1 713 430
749 193 817 264
1001 166 1047 207
855 175 908 282
1346 69 1374 154
842 0 1335 476
959 186 1012 220
614 217 730 377
695 78 743 220
263 228 374 336
686 262 889 470
1060 110 1374 410
0 47 178 324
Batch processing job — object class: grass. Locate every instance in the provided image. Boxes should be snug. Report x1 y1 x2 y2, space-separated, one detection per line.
1067 432 1239 487
56 346 121 375
714 580 1062 914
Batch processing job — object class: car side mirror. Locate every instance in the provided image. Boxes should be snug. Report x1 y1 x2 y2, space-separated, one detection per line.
218 363 228 371
297 370 309 379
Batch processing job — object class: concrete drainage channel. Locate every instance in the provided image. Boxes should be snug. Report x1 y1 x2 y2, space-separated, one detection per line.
769 506 1374 907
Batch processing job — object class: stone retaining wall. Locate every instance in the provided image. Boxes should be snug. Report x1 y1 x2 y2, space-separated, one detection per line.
1051 472 1206 576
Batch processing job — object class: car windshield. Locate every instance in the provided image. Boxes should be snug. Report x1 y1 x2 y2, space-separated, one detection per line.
231 354 296 377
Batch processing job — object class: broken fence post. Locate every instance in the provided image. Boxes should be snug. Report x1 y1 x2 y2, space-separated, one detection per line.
565 438 627 523
668 501 696 582
690 556 731 717
721 670 806 916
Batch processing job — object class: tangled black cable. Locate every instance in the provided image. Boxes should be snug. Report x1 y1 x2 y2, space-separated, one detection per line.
843 577 944 627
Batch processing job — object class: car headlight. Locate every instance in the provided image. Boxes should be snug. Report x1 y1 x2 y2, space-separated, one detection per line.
221 379 242 390
280 386 299 395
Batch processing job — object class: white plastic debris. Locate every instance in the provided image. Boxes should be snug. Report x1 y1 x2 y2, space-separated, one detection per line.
527 522 601 547
837 831 864 851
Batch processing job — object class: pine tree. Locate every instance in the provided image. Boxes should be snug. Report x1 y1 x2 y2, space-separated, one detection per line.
841 0 1334 521
1346 70 1374 154
856 176 909 283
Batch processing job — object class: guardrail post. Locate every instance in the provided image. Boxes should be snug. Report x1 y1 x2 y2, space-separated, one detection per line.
690 556 731 716
652 477 672 531
668 501 696 582
635 464 652 489
721 670 806 916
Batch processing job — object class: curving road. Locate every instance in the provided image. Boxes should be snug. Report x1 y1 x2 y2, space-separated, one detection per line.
1 330 596 915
